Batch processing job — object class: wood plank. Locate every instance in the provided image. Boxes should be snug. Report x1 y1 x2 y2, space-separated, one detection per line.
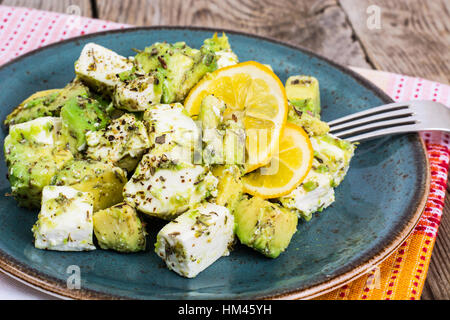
95 0 372 68
339 0 450 84
421 181 450 300
1 0 93 17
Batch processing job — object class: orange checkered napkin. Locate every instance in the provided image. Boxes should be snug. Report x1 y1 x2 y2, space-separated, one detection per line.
316 68 449 300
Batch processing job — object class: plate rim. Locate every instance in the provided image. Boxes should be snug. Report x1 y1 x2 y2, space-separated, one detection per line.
0 25 430 300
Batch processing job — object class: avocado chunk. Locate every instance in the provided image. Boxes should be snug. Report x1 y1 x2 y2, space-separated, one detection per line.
202 32 232 53
134 41 216 103
60 95 110 154
198 95 226 164
198 94 226 129
197 95 246 166
285 75 321 117
4 89 60 128
287 103 329 136
93 202 146 252
51 159 127 212
222 119 246 165
234 197 298 258
4 78 91 128
212 165 243 212
202 33 239 69
4 117 74 208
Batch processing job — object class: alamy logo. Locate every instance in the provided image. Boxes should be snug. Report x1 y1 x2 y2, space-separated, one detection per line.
367 5 382 30
65 5 82 32
66 265 81 289
365 266 381 290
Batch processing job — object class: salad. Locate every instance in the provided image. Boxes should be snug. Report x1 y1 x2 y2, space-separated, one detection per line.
3 33 355 278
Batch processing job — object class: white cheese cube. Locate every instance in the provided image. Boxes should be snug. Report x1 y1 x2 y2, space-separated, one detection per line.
123 153 218 220
155 203 234 278
144 103 201 164
310 134 355 186
279 168 335 221
86 114 150 172
215 50 238 69
74 42 133 93
32 186 96 251
113 75 162 111
8 116 62 146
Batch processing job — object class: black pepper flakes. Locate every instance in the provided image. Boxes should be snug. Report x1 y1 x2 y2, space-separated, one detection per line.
155 134 166 144
158 56 167 69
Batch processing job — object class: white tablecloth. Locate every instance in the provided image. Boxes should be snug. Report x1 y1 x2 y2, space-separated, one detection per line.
0 271 57 300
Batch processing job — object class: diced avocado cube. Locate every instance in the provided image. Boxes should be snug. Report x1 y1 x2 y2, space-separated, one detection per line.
51 159 127 212
93 202 146 252
60 95 110 154
285 75 321 117
178 51 216 101
198 95 227 164
86 113 150 172
155 203 234 278
279 164 335 221
212 165 243 212
75 43 134 94
310 134 356 186
202 32 232 52
123 153 218 221
113 74 162 111
234 197 298 258
198 95 226 129
223 119 246 165
4 89 60 128
32 186 96 251
202 127 224 165
4 117 73 208
201 32 239 69
4 78 91 128
287 103 330 136
134 41 200 74
134 42 216 103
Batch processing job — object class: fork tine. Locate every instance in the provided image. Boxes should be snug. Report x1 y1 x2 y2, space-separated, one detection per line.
327 102 411 127
332 117 418 138
329 109 415 133
336 124 418 142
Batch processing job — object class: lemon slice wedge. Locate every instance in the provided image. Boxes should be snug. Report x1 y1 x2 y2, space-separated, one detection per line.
242 123 313 198
184 61 288 172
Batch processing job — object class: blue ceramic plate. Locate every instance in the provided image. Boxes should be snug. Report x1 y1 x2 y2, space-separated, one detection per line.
0 27 429 299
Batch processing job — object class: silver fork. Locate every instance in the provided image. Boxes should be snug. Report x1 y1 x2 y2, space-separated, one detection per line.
328 100 450 142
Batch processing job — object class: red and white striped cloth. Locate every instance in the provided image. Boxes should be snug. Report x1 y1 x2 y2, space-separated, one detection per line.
0 5 449 300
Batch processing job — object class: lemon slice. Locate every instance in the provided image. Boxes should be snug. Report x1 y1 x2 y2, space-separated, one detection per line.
242 123 313 198
184 61 288 172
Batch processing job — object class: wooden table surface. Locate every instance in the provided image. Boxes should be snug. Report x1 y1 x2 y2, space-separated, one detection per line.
1 0 449 300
